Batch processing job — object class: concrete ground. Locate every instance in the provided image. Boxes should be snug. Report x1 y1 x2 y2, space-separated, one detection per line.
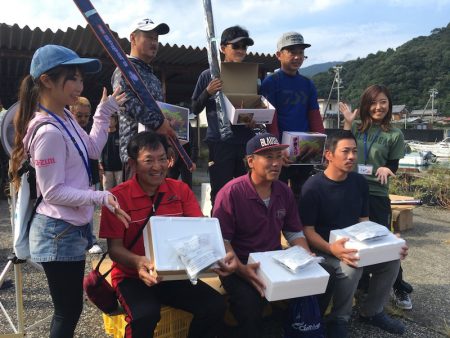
0 168 449 337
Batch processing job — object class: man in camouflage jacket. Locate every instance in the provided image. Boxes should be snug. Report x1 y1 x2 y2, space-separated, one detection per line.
112 18 176 179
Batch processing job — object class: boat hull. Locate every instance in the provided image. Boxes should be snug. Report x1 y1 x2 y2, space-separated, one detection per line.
407 138 450 157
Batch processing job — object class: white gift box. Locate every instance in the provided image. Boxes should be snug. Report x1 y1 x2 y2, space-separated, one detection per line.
143 216 226 280
281 132 326 165
138 101 189 144
329 229 405 267
247 250 329 302
221 62 275 125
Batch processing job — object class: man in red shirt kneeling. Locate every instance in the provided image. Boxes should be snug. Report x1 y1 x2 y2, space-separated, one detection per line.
100 130 236 338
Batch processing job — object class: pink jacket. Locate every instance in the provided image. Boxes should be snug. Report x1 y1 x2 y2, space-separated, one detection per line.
23 97 119 226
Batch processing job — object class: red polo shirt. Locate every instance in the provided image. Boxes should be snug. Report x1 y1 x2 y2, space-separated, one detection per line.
99 175 202 288
213 173 302 263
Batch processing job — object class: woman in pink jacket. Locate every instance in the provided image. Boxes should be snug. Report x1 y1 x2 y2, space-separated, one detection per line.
10 44 130 338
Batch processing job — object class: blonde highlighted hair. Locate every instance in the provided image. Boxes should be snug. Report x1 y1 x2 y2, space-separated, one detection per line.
69 96 91 112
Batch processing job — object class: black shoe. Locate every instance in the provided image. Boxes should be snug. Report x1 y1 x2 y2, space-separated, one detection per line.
399 280 413 294
326 320 348 338
360 312 405 335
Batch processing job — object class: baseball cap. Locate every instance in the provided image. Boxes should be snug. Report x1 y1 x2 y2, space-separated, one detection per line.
30 45 101 80
221 26 254 46
130 18 169 35
246 133 289 155
277 32 311 51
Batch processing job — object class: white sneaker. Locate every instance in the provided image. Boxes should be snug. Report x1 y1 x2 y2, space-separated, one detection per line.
88 244 103 254
393 289 413 310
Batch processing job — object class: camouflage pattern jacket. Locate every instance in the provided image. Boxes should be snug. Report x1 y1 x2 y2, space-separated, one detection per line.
111 56 165 163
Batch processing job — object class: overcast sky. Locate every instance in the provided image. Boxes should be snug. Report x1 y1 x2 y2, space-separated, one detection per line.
1 0 450 64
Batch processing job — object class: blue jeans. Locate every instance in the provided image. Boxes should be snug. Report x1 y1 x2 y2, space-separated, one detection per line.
30 213 91 262
87 220 98 248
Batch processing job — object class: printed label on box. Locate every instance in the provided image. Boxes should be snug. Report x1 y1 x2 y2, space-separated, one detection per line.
282 132 327 165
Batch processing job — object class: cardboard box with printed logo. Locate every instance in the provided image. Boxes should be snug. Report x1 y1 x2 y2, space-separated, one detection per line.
138 101 189 144
281 131 327 165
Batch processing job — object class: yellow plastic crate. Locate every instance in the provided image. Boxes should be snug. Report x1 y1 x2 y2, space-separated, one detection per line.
103 306 193 338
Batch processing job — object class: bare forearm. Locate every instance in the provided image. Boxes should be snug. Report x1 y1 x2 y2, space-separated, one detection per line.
343 120 352 130
224 241 246 274
108 239 144 270
303 226 331 254
290 236 312 253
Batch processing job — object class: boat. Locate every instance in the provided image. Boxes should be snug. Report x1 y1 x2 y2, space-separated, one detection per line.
399 151 436 167
406 137 450 158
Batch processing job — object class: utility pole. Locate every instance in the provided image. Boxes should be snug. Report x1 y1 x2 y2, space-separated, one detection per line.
333 66 343 128
429 88 438 125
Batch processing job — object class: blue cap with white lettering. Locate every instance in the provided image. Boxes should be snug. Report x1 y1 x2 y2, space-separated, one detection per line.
246 133 289 155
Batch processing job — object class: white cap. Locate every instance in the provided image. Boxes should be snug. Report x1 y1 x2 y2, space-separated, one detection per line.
131 18 169 35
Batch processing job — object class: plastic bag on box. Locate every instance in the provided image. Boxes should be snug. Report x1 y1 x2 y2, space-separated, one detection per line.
273 246 324 273
344 221 390 241
168 233 220 284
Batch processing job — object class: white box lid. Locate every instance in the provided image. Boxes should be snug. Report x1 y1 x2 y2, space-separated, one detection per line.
144 216 226 272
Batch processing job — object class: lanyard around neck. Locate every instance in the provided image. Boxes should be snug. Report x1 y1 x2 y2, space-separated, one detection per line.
363 127 382 165
38 103 93 186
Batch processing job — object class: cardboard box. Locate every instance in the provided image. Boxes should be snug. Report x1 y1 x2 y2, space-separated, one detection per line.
143 216 226 280
138 101 189 144
221 62 275 125
391 208 414 232
281 132 327 165
329 229 405 267
390 194 417 232
247 251 329 302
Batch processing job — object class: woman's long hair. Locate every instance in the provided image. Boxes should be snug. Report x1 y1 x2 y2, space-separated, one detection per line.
357 84 393 133
10 66 78 192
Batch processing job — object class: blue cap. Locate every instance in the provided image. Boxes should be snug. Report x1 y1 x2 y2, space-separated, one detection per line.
30 45 102 80
246 133 289 155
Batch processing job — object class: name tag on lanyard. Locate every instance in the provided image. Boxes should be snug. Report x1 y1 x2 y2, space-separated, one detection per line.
358 164 373 175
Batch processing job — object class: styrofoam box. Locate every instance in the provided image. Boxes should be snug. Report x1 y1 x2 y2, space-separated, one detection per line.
247 251 330 302
281 131 326 165
138 101 189 144
143 216 226 280
329 229 405 267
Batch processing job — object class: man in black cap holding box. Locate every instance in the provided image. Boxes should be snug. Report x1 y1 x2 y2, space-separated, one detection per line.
192 25 256 208
213 132 311 338
112 18 176 180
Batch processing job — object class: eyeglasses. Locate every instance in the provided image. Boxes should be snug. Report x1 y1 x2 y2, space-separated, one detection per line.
228 43 248 50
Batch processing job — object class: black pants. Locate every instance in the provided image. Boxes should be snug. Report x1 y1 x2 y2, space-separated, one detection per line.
207 142 247 207
117 278 225 338
220 274 267 338
367 195 405 292
42 261 85 338
168 157 193 188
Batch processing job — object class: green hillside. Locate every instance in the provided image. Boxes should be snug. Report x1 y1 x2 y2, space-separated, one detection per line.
312 23 450 115
299 61 342 78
